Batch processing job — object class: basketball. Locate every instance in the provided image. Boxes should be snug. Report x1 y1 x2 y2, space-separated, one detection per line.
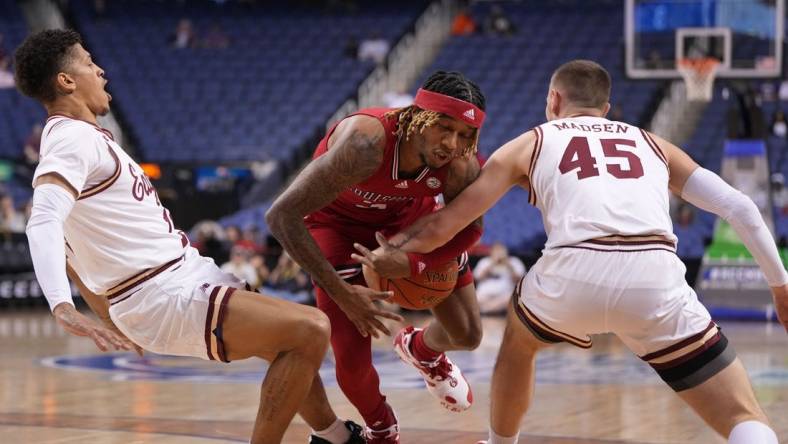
362 259 458 310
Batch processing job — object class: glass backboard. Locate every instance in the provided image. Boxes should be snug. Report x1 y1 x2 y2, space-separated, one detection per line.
626 0 784 78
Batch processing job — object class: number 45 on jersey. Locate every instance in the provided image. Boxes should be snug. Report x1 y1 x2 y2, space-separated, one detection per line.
559 136 644 180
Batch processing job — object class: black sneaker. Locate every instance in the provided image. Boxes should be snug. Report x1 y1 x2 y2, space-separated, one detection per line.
309 420 366 444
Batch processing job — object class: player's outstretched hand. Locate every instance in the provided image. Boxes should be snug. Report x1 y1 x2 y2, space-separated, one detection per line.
52 302 135 352
335 282 403 338
101 318 144 356
771 284 788 333
351 232 411 279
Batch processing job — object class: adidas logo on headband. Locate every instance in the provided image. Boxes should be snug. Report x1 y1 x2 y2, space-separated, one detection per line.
413 88 486 128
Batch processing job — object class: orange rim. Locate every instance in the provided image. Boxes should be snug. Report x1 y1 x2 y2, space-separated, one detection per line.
678 57 720 74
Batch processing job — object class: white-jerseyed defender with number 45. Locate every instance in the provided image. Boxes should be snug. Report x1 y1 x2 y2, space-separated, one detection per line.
364 59 788 444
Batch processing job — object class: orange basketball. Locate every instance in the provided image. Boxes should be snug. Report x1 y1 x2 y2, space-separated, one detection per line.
362 259 458 310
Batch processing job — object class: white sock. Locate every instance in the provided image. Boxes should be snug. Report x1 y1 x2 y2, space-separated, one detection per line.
488 429 519 444
312 418 351 444
728 420 778 444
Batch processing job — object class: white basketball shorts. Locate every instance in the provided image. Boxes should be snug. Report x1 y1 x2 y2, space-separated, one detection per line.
515 244 736 391
108 246 249 362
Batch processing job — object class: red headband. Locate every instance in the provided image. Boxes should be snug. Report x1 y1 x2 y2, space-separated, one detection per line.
413 88 486 128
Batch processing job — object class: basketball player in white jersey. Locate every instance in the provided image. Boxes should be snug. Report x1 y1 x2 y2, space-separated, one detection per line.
359 60 788 443
14 29 371 444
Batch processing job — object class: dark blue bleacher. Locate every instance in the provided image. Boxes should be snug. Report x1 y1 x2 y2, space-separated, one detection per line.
0 0 45 160
69 0 426 164
478 187 546 255
218 201 271 234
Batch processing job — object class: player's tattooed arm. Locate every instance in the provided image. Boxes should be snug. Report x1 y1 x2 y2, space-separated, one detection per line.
267 116 402 338
265 115 385 296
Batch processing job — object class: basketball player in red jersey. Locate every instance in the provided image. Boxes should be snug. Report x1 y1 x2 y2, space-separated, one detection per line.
266 71 487 443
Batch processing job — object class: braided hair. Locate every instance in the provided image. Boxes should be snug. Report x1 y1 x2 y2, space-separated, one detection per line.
386 71 486 157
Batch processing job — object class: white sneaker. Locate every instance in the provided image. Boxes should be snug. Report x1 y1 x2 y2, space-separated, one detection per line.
393 326 473 412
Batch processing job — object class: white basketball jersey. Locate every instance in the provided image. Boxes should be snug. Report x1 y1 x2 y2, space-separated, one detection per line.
33 116 185 293
528 116 676 250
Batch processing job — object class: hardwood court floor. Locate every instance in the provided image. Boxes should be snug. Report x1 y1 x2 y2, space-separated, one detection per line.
0 310 786 443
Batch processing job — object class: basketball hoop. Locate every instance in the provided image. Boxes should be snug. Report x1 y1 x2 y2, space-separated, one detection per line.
677 58 720 102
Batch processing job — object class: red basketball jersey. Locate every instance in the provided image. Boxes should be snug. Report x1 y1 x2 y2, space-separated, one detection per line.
305 108 450 232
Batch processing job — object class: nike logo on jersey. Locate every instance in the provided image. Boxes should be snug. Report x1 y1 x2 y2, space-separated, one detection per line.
463 109 475 120
395 181 409 189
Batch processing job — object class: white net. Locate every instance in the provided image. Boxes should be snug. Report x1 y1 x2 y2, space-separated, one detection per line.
677 58 720 102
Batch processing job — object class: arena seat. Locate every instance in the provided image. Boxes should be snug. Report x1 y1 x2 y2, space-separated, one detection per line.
0 0 46 160
67 0 427 164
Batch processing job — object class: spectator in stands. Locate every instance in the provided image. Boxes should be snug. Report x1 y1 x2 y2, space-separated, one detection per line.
0 194 25 233
473 242 525 314
673 203 705 261
93 0 107 18
222 223 260 255
779 80 788 102
239 225 264 253
250 253 270 288
221 245 260 288
771 173 788 214
201 23 230 49
266 251 311 299
170 18 196 49
451 8 477 36
484 5 515 36
358 33 389 64
23 123 42 162
192 220 229 263
760 82 777 102
729 87 766 138
0 55 14 90
225 224 241 246
264 233 283 270
382 88 413 108
675 203 694 227
771 110 787 138
744 87 766 138
15 123 43 182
